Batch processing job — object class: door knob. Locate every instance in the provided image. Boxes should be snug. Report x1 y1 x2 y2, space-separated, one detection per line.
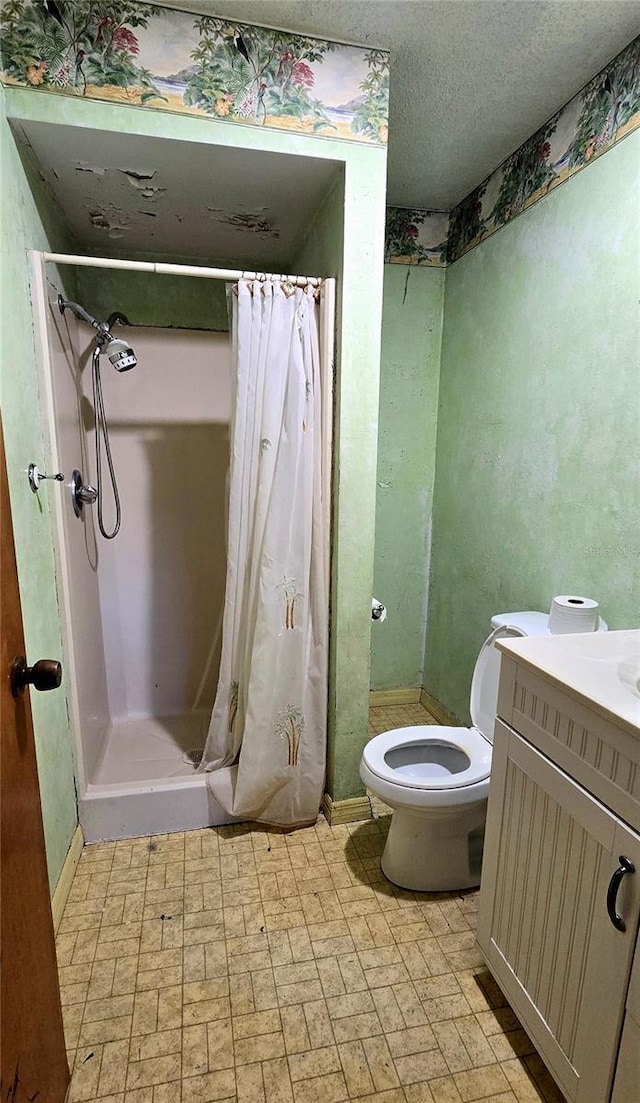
10 656 62 697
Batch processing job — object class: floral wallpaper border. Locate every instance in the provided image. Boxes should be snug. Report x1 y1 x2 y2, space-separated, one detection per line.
386 35 639 267
0 1 389 145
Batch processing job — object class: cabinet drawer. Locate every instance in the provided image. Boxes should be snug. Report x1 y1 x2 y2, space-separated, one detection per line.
497 654 640 828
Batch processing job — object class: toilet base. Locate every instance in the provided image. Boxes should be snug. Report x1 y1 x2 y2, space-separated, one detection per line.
380 800 487 893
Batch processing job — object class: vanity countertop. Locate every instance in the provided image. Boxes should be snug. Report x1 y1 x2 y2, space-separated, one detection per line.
497 629 640 738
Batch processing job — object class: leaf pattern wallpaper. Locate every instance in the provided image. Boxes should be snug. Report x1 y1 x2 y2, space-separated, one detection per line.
386 35 639 267
0 0 389 144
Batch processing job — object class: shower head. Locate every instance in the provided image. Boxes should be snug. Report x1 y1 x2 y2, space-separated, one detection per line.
58 295 136 371
106 337 137 372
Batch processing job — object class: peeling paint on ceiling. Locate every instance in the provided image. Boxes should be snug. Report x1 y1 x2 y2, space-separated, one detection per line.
75 162 106 176
207 210 280 237
13 120 340 267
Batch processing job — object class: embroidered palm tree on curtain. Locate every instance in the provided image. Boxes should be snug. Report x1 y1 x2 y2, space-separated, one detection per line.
199 278 331 826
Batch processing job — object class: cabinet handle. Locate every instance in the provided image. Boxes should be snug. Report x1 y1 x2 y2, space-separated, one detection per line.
606 856 635 932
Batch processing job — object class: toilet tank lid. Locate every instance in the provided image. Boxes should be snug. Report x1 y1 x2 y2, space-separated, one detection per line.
490 611 550 636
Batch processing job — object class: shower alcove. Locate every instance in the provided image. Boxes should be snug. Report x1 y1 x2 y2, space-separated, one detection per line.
21 119 342 841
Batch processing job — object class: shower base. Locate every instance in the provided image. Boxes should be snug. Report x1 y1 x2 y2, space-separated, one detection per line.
80 712 237 843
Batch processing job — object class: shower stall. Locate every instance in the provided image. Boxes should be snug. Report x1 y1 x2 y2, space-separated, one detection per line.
31 251 334 842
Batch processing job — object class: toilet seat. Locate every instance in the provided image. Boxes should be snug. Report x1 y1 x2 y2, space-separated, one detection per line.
362 725 492 790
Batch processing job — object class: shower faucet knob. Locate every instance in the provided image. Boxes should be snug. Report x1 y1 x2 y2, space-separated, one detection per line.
76 483 98 504
71 469 97 517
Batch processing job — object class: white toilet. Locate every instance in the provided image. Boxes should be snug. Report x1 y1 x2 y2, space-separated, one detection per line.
361 611 552 893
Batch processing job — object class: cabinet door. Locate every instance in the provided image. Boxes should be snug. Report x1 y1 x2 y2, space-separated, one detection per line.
477 721 640 1103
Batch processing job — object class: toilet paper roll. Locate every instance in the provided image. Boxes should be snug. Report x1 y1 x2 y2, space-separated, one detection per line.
548 595 599 634
372 598 387 622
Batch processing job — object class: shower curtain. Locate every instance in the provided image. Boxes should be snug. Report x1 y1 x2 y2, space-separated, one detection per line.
199 278 332 826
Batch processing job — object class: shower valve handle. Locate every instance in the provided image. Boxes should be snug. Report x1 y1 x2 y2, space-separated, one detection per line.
71 469 98 517
76 484 98 504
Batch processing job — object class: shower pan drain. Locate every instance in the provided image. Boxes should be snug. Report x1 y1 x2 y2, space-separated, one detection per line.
183 748 203 768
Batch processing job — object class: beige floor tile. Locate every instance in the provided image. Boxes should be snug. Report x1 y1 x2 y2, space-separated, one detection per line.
126 1053 181 1091
79 1014 132 1046
183 1023 210 1077
62 1003 85 1049
404 1083 437 1102
427 1075 465 1103
371 986 406 1033
182 1068 236 1103
326 990 375 1019
237 1063 265 1103
183 996 230 1026
387 1025 438 1058
432 1020 474 1074
234 1032 286 1064
338 1039 375 1097
394 1046 451 1086
317 957 347 998
233 1008 282 1039
303 999 335 1049
362 1034 402 1091
277 979 324 1006
262 1056 295 1103
97 1036 130 1098
487 1030 535 1063
454 1064 512 1101
291 1070 348 1103
69 1045 103 1101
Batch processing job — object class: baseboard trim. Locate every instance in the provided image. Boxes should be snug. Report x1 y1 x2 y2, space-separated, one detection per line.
369 688 421 707
51 824 84 933
420 689 460 726
322 793 372 825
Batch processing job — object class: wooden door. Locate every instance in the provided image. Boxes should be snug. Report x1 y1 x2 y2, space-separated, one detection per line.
1 423 70 1102
478 721 640 1103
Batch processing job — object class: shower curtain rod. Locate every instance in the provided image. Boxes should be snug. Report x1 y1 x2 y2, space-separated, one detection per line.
42 252 323 287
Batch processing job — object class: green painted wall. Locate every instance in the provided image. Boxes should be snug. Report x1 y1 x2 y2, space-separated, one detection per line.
371 265 445 691
77 268 230 331
0 90 78 890
425 131 640 722
291 158 388 803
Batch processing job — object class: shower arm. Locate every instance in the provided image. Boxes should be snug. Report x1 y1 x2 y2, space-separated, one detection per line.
57 295 130 345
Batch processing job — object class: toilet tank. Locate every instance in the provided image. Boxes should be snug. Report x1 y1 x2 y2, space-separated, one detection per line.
491 611 551 635
472 613 550 742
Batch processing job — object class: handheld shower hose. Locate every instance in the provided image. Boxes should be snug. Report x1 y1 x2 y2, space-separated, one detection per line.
58 295 136 539
91 344 122 539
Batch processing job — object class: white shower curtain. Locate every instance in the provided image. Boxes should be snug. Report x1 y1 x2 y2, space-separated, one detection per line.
199 278 332 826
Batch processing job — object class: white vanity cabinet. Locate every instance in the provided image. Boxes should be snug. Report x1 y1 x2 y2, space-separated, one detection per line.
478 643 640 1103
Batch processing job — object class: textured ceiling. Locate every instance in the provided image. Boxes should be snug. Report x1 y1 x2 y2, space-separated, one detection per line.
154 0 640 208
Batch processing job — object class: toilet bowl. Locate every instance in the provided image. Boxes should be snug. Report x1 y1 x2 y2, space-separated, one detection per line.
361 611 553 893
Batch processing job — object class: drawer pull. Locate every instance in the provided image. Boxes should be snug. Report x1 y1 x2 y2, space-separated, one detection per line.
606 856 635 932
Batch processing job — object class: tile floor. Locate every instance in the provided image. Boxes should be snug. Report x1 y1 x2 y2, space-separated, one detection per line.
57 703 566 1103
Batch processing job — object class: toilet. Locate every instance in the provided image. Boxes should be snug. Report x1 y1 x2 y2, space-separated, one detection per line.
361 611 553 893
